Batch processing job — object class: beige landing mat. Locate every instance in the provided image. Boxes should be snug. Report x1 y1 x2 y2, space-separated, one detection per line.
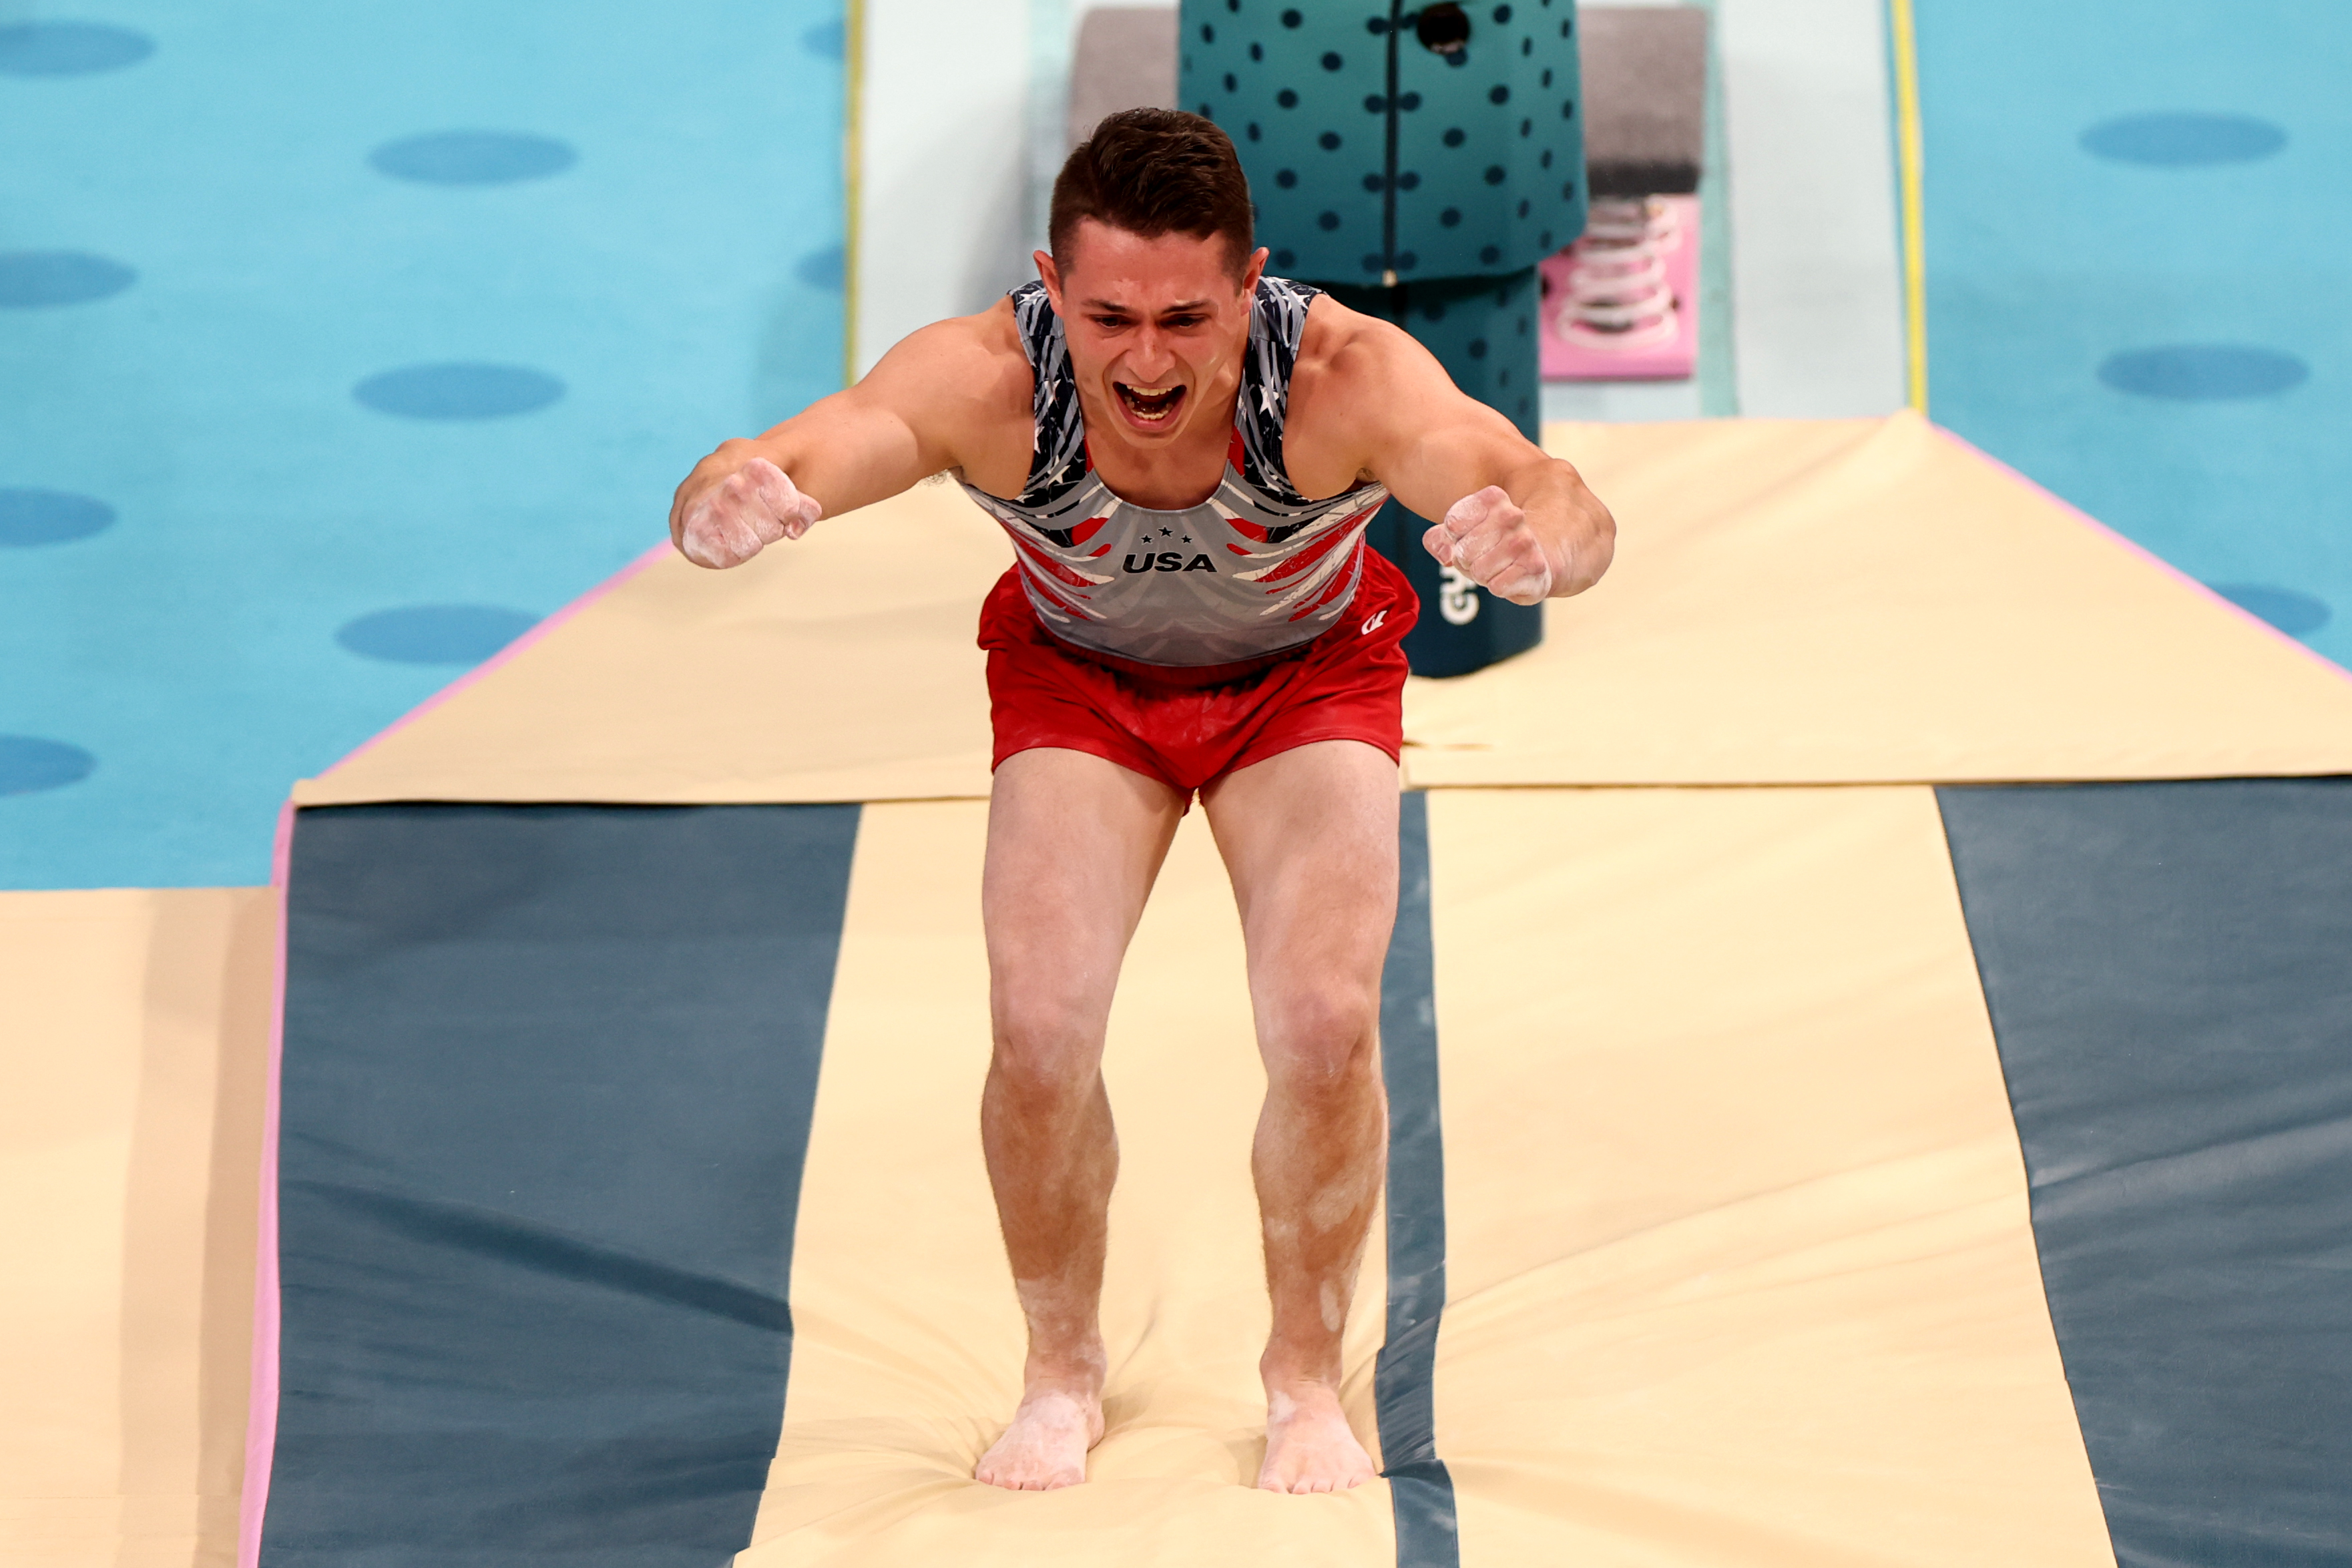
298 413 2352 809
1404 412 2352 786
1424 786 2112 1565
297 480 1007 808
735 786 2112 1565
0 889 274 1568
737 801 1395 1565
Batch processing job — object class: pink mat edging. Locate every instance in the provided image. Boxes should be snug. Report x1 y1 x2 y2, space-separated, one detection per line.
1930 423 2352 690
239 541 676 1559
237 800 296 1568
321 539 676 777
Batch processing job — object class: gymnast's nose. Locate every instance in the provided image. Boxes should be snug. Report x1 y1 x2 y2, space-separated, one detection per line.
1125 324 1177 383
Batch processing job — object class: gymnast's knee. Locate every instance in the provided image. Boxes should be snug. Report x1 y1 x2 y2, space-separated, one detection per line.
987 988 1108 1107
1259 987 1381 1101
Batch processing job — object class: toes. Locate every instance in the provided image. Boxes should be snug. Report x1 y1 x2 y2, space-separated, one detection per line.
1258 1449 1379 1493
975 1441 1090 1492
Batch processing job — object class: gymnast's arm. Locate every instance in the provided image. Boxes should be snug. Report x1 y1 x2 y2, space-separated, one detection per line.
667 302 1028 569
1290 299 1615 604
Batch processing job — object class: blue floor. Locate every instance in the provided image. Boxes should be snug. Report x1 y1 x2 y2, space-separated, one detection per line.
1916 1 2349 672
1 3 845 888
11 3 2342 889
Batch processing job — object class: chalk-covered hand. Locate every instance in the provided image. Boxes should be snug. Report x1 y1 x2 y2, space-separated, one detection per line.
676 457 822 569
1421 485 1558 605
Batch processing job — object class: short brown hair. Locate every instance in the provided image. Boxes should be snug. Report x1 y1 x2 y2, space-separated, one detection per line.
1050 108 1255 278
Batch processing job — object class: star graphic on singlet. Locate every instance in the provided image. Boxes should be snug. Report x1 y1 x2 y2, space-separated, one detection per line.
1258 379 1280 416
1160 527 1172 537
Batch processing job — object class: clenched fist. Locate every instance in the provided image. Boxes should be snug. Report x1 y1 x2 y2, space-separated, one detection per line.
673 457 822 569
1421 485 1562 605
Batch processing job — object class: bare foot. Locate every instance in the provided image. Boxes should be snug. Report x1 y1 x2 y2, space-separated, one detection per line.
975 1384 1105 1491
1257 1382 1377 1493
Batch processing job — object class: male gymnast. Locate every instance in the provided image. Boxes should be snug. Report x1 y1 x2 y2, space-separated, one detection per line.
669 109 1614 1495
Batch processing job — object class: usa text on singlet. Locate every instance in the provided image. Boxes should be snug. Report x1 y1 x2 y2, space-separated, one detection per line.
958 276 1391 668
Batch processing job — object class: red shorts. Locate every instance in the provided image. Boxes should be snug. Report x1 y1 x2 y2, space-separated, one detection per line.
979 546 1417 798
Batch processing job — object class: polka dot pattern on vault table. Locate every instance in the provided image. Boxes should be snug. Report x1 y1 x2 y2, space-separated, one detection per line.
1180 0 1585 282
353 364 566 419
336 605 541 666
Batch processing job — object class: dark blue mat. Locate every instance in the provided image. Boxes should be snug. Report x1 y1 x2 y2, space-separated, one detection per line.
266 803 858 1567
1377 790 1459 1567
1939 779 2352 1568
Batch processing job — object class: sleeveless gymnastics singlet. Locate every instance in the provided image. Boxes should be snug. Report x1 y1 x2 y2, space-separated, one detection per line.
957 276 1391 669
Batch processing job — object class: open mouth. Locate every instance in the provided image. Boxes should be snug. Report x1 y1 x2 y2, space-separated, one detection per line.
1114 381 1187 427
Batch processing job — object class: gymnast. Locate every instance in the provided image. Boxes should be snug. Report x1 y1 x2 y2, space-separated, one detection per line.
669 108 1613 1495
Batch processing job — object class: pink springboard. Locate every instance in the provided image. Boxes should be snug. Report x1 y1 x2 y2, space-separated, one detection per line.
1540 194 1702 383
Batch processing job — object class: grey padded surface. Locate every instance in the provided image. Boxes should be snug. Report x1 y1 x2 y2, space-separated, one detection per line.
1066 7 1178 151
1580 7 1708 196
1377 791 1459 1567
263 804 859 1567
1938 779 2352 1568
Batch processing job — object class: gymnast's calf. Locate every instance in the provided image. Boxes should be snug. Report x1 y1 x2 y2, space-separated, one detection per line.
668 109 1614 1495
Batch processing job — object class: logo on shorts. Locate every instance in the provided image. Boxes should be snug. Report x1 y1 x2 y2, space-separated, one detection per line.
1361 609 1389 635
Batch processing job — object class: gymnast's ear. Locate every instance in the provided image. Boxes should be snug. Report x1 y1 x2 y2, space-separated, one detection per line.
1237 244 1269 294
1035 249 1064 316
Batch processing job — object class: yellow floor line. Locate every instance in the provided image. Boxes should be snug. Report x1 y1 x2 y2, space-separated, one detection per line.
1890 0 1929 414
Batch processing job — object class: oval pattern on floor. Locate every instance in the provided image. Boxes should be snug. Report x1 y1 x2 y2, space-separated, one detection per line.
352 364 565 420
2209 583 2332 637
2082 111 2286 167
336 605 540 665
0 21 154 76
0 251 137 308
369 131 579 186
0 488 116 547
2098 344 2308 401
0 736 97 795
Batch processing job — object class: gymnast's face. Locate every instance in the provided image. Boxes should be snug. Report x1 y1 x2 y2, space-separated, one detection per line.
1036 220 1267 447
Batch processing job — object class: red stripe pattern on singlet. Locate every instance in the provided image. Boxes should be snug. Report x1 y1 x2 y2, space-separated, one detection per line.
957 276 1391 669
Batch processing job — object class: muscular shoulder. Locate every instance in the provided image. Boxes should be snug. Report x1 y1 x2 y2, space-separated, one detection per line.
1289 292 1406 398
851 297 1035 481
859 298 1031 421
1282 292 1433 495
